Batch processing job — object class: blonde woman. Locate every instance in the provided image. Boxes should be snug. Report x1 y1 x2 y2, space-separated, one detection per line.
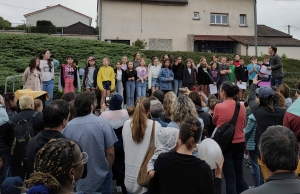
160 91 176 124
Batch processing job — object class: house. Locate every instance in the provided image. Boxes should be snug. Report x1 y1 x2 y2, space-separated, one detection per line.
63 22 95 35
24 4 92 27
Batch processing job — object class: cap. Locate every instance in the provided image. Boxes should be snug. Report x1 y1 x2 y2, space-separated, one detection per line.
87 56 95 62
256 87 274 98
109 94 123 110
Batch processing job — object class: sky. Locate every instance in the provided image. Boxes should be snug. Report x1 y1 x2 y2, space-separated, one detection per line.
0 0 300 39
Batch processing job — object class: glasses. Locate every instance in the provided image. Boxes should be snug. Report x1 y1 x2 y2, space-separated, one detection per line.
73 152 89 166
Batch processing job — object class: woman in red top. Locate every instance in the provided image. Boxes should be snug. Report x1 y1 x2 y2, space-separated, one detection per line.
213 81 248 194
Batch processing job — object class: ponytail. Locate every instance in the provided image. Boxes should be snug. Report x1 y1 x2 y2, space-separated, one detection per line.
25 172 61 193
179 118 202 150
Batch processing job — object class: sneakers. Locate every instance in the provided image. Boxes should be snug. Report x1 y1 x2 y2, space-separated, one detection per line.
245 162 252 168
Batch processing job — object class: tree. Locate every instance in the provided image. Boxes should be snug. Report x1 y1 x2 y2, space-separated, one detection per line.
132 39 147 49
0 17 11 28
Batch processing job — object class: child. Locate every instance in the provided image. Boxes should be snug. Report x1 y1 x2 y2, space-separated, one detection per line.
228 58 236 83
218 56 231 85
209 62 220 91
247 56 260 85
83 56 99 93
210 55 220 68
234 54 240 67
148 57 161 93
197 57 210 96
258 61 263 69
125 62 137 107
22 58 42 91
34 99 43 112
59 55 80 94
114 61 126 103
183 59 197 90
136 58 148 99
263 55 270 67
121 56 128 71
235 58 248 101
97 57 115 106
158 59 174 94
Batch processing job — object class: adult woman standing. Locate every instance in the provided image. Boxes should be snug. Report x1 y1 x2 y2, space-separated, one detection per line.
122 97 162 194
39 50 59 106
213 82 248 194
22 58 43 91
160 91 176 124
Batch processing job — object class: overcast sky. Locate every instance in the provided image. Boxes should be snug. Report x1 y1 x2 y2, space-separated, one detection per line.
0 0 299 39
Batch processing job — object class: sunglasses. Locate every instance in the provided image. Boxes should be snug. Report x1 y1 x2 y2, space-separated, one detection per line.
73 152 89 166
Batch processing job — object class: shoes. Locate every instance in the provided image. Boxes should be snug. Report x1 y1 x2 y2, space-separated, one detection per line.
245 162 252 168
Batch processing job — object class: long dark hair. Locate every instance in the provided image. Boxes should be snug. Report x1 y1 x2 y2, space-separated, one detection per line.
3 92 16 112
39 50 53 72
162 59 171 69
29 58 41 72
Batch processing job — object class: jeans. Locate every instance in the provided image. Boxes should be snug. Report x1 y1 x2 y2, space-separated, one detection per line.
43 79 54 106
1 176 23 194
270 77 283 87
97 171 112 194
126 81 135 107
223 142 248 194
64 78 75 94
136 81 146 99
173 79 182 96
0 152 10 185
249 150 263 187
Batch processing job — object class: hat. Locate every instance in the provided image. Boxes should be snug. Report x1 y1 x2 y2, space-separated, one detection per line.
109 94 123 111
256 87 274 98
87 56 95 62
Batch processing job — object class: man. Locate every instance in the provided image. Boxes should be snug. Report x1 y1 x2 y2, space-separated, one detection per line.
267 45 283 87
63 91 117 194
150 100 168 127
242 125 300 194
283 81 300 144
5 95 43 180
26 99 70 176
218 56 232 85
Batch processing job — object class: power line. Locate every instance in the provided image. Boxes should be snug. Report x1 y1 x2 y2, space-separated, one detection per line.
0 3 35 10
0 12 24 21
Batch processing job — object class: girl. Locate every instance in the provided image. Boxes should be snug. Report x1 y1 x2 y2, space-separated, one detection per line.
59 55 80 94
83 56 99 93
158 59 174 94
125 62 137 107
121 56 128 71
114 61 126 104
209 62 220 94
135 58 148 99
133 52 141 69
148 57 161 93
22 58 43 91
197 57 210 96
97 57 115 106
159 54 168 66
182 59 197 90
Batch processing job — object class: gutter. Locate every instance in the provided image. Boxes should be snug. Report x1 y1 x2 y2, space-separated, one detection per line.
246 45 249 56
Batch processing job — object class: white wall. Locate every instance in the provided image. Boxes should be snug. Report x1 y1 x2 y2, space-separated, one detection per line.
101 0 255 51
25 6 91 27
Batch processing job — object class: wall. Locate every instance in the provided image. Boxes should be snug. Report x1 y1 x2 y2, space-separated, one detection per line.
101 0 255 51
25 6 91 27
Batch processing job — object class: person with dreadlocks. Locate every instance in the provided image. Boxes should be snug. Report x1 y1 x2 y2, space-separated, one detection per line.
148 118 223 194
25 138 88 194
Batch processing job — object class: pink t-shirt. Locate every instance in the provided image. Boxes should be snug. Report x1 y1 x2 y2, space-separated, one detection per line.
213 100 246 143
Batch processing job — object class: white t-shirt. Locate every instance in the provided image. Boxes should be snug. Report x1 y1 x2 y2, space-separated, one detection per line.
150 65 161 78
188 68 191 75
40 60 55 82
116 69 122 81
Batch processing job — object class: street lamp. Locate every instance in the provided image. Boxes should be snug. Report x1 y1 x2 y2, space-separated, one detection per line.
254 0 258 56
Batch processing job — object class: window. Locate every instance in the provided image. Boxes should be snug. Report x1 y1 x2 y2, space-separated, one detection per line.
210 14 228 25
193 12 199 20
240 14 246 26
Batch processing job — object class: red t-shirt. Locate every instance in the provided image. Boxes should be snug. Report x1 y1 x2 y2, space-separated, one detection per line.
234 61 240 67
213 100 246 143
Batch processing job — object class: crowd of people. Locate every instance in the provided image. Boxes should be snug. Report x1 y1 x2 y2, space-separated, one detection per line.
0 44 298 194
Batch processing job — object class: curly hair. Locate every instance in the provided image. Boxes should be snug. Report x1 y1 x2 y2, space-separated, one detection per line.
172 95 198 123
180 118 202 150
163 91 176 119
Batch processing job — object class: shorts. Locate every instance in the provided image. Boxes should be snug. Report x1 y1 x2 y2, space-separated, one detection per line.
86 82 95 89
102 81 111 90
151 78 159 87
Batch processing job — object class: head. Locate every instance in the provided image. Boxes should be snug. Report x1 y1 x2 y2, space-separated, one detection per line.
200 57 207 66
61 92 76 102
163 91 176 119
39 50 51 60
178 118 202 150
102 57 110 66
131 97 150 144
3 92 18 112
109 94 123 111
74 92 96 117
239 58 245 66
278 84 290 98
168 54 174 61
227 58 233 65
250 56 257 63
212 55 219 62
221 57 226 65
66 56 74 65
264 55 270 62
258 61 263 66
256 87 275 112
148 96 158 102
150 100 164 119
208 97 221 112
160 54 168 63
234 54 240 61
139 58 146 67
25 138 87 191
19 96 34 110
0 95 4 105
188 92 202 108
210 62 217 70
186 59 192 68
87 56 96 67
34 99 43 112
259 126 298 173
153 57 159 66
73 58 78 66
126 106 135 118
122 56 128 64
219 82 240 100
127 62 134 71
116 61 121 69
68 101 76 122
172 95 198 124
152 90 165 104
134 52 141 61
29 58 40 72
269 45 277 55
176 56 182 64
43 99 70 130
274 91 286 108
162 59 171 69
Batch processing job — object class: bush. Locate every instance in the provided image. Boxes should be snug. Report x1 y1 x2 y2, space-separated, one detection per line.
132 39 147 49
36 20 57 34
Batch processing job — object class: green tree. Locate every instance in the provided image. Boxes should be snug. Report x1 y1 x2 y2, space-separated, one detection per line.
132 39 147 49
0 17 11 28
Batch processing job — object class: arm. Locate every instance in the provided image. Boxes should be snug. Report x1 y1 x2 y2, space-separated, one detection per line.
53 59 60 70
216 71 220 83
97 68 104 91
182 69 186 85
110 68 115 91
226 69 232 74
22 68 29 86
147 146 169 173
158 70 168 81
105 146 115 170
271 56 282 70
0 106 8 126
248 79 260 113
283 113 291 129
212 105 219 125
245 117 255 142
170 70 174 81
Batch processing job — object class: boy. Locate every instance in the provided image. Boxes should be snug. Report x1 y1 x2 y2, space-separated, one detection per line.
234 54 240 67
218 57 232 85
247 56 260 85
235 58 248 101
228 58 236 83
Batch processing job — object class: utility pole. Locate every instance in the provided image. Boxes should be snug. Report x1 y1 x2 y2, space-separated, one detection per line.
254 0 258 56
288 25 291 35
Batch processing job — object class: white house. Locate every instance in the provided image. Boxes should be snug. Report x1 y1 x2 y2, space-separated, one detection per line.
24 4 92 27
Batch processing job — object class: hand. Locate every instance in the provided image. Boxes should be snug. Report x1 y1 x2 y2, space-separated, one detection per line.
148 170 155 179
213 82 217 85
267 67 271 70
239 80 242 84
132 77 135 80
253 75 261 85
215 157 224 179
184 87 191 95
101 103 107 112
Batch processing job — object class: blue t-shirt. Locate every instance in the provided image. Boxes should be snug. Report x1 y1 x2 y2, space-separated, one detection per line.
63 113 118 193
247 64 260 80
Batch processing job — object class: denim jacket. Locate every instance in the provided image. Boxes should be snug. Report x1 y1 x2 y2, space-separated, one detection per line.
245 114 257 151
158 68 174 90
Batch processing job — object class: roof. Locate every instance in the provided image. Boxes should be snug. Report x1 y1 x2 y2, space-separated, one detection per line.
103 0 188 4
24 4 92 19
194 35 233 41
257 25 292 38
64 22 94 29
229 36 300 46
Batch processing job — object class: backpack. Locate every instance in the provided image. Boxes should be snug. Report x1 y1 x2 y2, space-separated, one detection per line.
8 112 39 166
212 102 240 153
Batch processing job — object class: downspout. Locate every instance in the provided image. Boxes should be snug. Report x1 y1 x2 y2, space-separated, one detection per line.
246 45 249 56
98 0 102 41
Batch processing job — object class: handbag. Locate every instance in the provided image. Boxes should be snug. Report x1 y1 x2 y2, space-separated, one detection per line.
137 121 156 188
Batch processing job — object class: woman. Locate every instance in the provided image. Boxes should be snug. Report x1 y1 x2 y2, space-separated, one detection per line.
278 84 292 108
22 58 43 91
213 81 248 194
160 91 176 124
122 97 162 194
3 92 18 118
0 95 9 185
148 118 222 194
25 138 87 194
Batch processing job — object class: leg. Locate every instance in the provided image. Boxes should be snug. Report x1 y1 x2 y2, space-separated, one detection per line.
233 143 249 193
70 78 75 93
270 77 275 87
101 90 106 106
156 86 159 91
0 152 10 185
151 87 155 93
223 151 237 194
249 150 263 187
126 82 131 106
275 78 283 87
173 79 179 96
141 82 146 97
136 82 141 99
131 82 135 106
249 80 253 86
1 176 23 194
178 80 183 89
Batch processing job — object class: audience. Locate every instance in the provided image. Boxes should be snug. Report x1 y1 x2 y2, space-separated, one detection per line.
278 84 292 107
0 95 9 185
3 92 18 117
160 91 176 123
68 100 76 121
34 99 43 112
150 100 168 127
61 92 76 102
152 90 165 104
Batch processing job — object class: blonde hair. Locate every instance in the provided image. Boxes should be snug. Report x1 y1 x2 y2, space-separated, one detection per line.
172 95 198 123
34 99 43 111
19 95 34 110
163 91 176 119
131 97 150 144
